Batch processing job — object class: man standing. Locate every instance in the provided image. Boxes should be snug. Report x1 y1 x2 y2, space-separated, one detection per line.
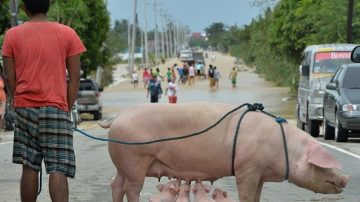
2 0 86 201
147 73 163 103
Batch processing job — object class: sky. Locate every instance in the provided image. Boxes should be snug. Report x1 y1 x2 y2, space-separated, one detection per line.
106 0 271 32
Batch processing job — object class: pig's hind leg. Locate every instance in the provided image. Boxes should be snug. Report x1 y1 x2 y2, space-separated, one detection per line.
122 156 154 202
111 173 125 202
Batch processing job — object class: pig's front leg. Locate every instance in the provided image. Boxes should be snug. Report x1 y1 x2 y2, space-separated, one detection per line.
111 173 125 202
235 172 261 202
255 181 264 202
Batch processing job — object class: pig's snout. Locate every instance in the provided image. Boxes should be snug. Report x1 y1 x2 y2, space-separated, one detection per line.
324 174 349 194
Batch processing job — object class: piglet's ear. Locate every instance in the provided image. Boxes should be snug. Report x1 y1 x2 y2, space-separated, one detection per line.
307 141 342 170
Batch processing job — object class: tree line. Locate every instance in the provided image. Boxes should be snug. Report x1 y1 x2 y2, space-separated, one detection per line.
204 0 360 95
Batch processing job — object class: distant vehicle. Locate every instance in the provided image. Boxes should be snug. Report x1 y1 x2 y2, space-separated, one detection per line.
193 52 206 78
77 79 103 120
180 49 193 61
296 43 356 137
323 64 360 142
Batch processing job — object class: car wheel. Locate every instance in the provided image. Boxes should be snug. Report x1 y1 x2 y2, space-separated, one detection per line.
94 111 102 120
305 116 320 137
322 115 334 140
335 114 348 142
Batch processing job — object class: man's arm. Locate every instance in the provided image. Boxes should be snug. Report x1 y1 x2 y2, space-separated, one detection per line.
3 56 16 98
66 54 81 111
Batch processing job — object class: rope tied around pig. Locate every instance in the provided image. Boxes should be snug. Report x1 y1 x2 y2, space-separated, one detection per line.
231 103 289 180
74 103 290 181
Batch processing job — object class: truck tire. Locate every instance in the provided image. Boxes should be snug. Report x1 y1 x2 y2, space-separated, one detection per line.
322 116 334 140
305 116 320 137
94 111 102 120
335 115 348 142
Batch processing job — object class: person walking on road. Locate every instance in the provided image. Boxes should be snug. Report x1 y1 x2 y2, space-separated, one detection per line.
214 66 221 88
131 70 139 88
165 79 178 104
1 0 86 201
142 68 150 88
208 64 215 88
188 63 195 86
147 73 163 103
229 67 239 88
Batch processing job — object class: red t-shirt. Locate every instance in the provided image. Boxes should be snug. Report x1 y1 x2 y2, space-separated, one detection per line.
1 21 86 111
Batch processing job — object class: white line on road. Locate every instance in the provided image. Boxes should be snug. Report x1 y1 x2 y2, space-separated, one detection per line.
320 142 360 160
0 141 12 146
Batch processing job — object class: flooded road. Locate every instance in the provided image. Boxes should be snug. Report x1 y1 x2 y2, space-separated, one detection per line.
1 52 359 201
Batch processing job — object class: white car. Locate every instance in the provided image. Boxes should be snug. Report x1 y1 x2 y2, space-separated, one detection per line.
180 49 193 61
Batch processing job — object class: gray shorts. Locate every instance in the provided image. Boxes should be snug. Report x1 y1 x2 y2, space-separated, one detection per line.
13 107 76 178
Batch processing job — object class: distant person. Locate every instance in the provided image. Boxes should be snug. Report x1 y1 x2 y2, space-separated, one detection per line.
188 63 195 86
229 67 239 88
155 67 164 82
165 79 178 104
210 53 216 63
214 66 221 88
196 63 203 77
1 0 86 201
131 70 139 88
166 67 172 83
208 64 215 88
142 68 150 88
176 65 184 84
147 73 163 103
171 63 177 82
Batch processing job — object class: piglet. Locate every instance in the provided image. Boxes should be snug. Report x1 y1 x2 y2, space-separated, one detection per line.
192 181 216 202
149 180 180 202
212 188 236 202
175 183 191 202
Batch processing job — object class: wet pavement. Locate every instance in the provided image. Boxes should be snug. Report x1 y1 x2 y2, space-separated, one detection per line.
0 52 359 201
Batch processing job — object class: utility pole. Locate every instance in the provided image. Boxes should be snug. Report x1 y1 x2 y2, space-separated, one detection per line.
143 0 149 69
127 18 131 72
9 0 17 27
347 0 354 43
129 0 138 74
153 0 158 64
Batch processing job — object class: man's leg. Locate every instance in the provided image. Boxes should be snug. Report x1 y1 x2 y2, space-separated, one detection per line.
49 172 68 202
21 165 39 202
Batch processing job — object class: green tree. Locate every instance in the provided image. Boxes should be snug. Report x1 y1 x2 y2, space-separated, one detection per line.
204 22 227 50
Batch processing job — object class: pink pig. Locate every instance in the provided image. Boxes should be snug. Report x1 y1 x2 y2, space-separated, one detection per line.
212 188 235 202
102 103 349 202
192 182 215 202
175 183 191 202
149 180 180 202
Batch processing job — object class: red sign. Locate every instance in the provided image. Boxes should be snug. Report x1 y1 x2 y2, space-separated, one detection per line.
315 52 351 61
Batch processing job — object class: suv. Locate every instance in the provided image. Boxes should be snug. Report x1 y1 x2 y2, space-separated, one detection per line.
323 64 360 142
77 79 103 120
296 44 356 137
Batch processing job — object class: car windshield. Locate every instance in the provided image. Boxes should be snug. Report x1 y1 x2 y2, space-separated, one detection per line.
181 50 192 54
79 81 96 90
343 68 360 89
313 51 352 74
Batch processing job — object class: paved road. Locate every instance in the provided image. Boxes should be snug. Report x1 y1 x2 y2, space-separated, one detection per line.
0 53 359 201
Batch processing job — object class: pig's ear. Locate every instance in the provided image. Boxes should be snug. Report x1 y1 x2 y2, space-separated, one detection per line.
307 141 342 170
156 184 165 192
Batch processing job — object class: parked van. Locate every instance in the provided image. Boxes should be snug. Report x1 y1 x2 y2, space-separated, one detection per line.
296 43 356 137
